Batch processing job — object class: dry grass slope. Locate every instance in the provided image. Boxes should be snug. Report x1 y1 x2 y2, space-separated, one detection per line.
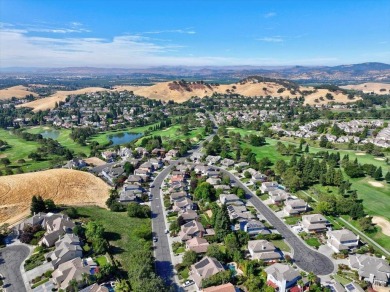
0 85 38 100
0 169 110 225
15 80 361 111
341 82 390 95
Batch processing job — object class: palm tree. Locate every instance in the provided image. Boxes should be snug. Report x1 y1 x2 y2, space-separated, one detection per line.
308 271 316 286
115 280 130 292
297 279 305 292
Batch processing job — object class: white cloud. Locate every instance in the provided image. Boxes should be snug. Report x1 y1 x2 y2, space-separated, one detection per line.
264 12 276 18
257 36 284 42
142 29 196 35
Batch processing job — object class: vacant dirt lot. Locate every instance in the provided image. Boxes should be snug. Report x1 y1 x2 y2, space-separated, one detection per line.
0 169 110 225
0 85 38 100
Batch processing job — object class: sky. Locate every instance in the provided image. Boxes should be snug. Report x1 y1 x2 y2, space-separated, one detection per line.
0 0 389 68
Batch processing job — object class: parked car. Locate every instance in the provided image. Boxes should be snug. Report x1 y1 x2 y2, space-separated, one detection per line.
165 229 169 234
153 236 158 242
182 280 194 287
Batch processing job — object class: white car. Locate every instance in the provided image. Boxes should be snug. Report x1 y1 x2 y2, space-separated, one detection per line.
182 280 194 287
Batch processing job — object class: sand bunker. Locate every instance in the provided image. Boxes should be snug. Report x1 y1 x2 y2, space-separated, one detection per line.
368 181 384 188
372 216 390 237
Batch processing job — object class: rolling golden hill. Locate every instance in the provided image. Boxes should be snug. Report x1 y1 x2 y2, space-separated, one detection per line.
0 169 110 225
15 78 360 111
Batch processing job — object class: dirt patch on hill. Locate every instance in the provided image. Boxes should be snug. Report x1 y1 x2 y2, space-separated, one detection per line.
341 82 390 95
0 85 38 100
372 216 390 237
84 157 106 167
0 169 110 225
368 181 385 188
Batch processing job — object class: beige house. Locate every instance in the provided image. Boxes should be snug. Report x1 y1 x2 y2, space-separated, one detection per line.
202 283 235 292
327 229 359 253
248 240 282 261
190 256 225 290
179 220 205 241
186 237 210 253
349 254 390 287
283 199 307 216
52 257 92 290
301 214 329 232
46 234 82 268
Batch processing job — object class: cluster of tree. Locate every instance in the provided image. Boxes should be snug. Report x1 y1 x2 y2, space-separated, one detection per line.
127 202 151 218
194 182 216 202
139 135 163 152
30 195 56 214
211 205 231 241
247 134 266 147
85 221 109 254
106 190 126 212
276 141 299 156
70 127 96 145
342 155 384 180
20 224 45 244
126 248 168 292
204 135 231 158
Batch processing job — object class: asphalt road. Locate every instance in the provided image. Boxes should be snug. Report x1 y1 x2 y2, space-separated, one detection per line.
218 168 335 276
150 164 177 287
0 245 30 292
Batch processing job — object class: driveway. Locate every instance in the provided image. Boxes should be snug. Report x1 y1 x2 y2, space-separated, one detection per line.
217 167 335 276
0 245 30 292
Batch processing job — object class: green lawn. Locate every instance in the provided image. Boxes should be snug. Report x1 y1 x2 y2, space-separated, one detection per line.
179 267 189 279
95 255 108 266
284 216 301 225
0 129 52 172
305 237 321 249
271 239 291 252
333 274 351 286
71 206 152 274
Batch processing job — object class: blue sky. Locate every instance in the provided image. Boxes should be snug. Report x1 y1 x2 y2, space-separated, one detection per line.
0 0 389 67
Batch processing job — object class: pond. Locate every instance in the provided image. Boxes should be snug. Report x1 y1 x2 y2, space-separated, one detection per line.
39 129 60 139
108 132 143 146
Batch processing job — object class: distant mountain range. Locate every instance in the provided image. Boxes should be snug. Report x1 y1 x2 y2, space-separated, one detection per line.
1 62 390 83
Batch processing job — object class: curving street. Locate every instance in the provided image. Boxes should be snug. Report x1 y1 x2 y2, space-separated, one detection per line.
218 168 335 275
0 245 30 292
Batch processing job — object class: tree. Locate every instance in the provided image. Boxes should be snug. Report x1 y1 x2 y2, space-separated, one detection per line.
44 199 56 211
123 161 135 175
304 144 309 153
30 195 46 214
275 160 288 175
0 158 11 166
349 203 365 219
194 182 216 202
214 205 231 241
182 250 197 267
385 171 390 182
202 270 232 288
206 244 225 262
358 216 374 232
373 166 383 180
319 135 328 148
127 203 151 218
65 207 79 219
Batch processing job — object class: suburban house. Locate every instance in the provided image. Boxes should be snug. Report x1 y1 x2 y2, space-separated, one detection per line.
65 158 87 169
101 165 125 184
220 158 235 167
186 237 210 254
101 151 116 161
118 187 143 203
189 256 225 290
41 214 76 247
173 197 193 212
301 214 329 233
323 281 346 292
170 191 187 202
133 168 150 180
206 177 221 185
15 212 47 235
179 209 199 222
46 234 82 268
227 205 255 221
179 220 205 241
126 175 143 184
80 283 109 292
349 254 390 287
52 257 92 290
261 182 279 193
327 229 359 252
205 155 221 165
248 240 282 261
219 194 244 206
251 172 268 184
241 220 271 236
269 189 291 204
202 283 236 292
283 199 307 216
265 263 301 292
